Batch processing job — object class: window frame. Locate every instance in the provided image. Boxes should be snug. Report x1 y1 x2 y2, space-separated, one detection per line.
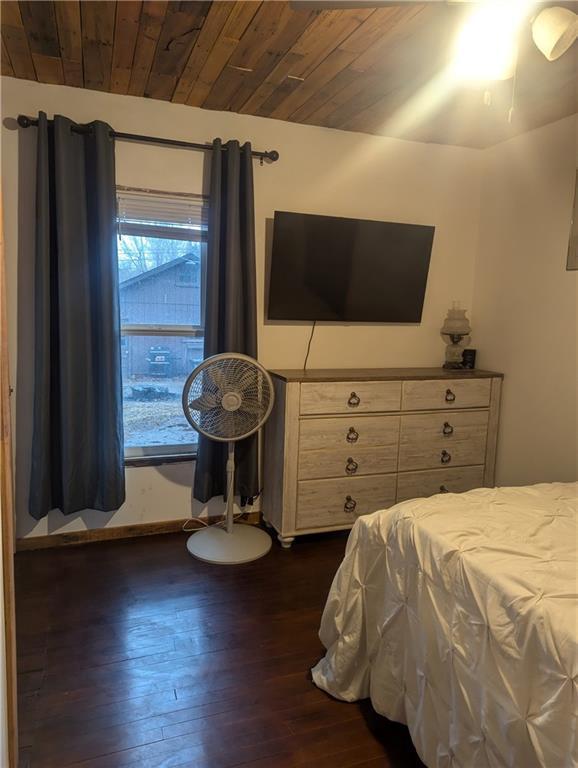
117 187 208 464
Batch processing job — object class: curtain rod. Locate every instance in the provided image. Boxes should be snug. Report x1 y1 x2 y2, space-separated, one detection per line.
16 115 280 164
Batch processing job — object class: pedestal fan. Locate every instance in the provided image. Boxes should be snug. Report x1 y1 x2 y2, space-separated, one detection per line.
182 353 274 565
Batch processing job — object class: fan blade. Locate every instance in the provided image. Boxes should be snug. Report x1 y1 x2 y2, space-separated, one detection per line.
238 398 265 416
206 365 227 393
235 368 259 394
189 392 220 411
213 411 239 439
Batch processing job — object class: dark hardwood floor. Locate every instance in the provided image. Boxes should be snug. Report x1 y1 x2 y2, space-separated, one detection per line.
15 530 425 768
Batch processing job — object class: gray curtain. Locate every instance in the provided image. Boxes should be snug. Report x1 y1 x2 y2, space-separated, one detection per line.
193 139 258 504
29 112 125 520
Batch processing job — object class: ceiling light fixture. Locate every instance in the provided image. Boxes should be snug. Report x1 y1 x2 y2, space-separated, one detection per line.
451 1 534 82
532 7 577 61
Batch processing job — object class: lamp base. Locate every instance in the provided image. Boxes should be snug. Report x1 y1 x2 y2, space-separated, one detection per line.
186 524 272 565
443 361 466 370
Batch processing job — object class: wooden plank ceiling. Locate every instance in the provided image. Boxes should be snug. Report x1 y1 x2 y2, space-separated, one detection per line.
1 1 576 148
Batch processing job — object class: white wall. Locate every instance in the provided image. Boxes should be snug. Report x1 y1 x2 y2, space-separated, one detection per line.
1 76 484 537
473 114 577 486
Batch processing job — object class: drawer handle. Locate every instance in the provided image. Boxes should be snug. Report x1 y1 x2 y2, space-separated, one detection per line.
442 422 454 436
441 450 452 464
348 392 361 408
346 427 359 443
440 485 450 493
345 457 359 475
445 389 456 403
344 495 357 513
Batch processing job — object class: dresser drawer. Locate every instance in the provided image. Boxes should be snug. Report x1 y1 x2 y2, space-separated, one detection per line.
300 381 401 416
402 379 491 411
297 474 397 530
396 466 484 503
399 410 488 471
298 445 397 480
299 414 400 451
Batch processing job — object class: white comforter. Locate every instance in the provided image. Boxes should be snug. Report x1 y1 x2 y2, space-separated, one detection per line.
312 483 578 768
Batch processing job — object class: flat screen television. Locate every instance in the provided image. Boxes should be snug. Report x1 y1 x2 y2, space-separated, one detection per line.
267 211 434 323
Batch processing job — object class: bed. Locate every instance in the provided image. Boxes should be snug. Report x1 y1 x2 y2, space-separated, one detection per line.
312 483 577 768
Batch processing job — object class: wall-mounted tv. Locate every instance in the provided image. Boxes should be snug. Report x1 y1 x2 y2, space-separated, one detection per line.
267 211 435 323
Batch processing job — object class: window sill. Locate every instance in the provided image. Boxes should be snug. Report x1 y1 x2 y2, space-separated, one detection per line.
125 453 197 468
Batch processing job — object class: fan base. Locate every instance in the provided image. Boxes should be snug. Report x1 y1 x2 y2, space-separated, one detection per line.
186 524 272 565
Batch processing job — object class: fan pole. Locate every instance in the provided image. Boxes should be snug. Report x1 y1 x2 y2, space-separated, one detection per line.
226 441 235 535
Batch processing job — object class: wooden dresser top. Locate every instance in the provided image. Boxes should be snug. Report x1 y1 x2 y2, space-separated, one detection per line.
269 368 504 383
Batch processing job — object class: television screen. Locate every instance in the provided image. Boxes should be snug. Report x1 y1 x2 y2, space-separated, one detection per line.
267 211 434 323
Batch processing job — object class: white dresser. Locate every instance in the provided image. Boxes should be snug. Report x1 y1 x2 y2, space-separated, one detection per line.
262 368 502 548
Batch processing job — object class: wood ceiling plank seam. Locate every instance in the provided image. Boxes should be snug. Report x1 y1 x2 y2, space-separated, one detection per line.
286 8 364 58
302 5 447 131
2 29 36 80
184 1 263 107
328 61 429 130
19 0 65 87
54 1 84 87
0 2 25 29
239 51 303 115
269 6 408 122
59 56 82 89
1 2 36 80
127 0 169 97
288 5 425 124
81 1 117 93
342 54 458 137
172 1 236 104
148 2 210 78
267 47 359 121
225 6 320 110
110 0 143 95
237 22 326 114
199 1 292 112
283 6 427 124
329 68 425 133
1 36 14 76
323 72 389 129
145 2 211 101
199 65 254 112
239 7 374 117
244 8 354 111
289 8 375 81
341 96 396 134
208 4 320 114
254 74 303 118
334 7 465 134
340 79 425 135
259 9 380 120
227 1 293 71
185 1 262 108
336 4 423 57
30 52 63 86
18 0 60 57
350 4 430 73
300 70 373 126
288 63 360 123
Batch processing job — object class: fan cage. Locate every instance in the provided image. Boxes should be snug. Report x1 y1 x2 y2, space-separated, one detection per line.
182 353 275 442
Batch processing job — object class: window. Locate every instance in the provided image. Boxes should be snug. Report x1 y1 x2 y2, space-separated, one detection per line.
116 188 207 460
